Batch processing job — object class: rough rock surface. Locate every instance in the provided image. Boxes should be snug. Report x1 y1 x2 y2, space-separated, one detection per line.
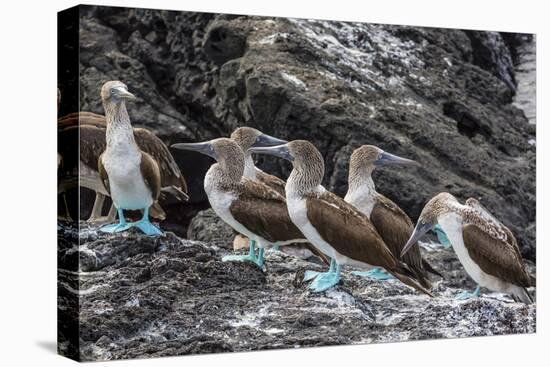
71 6 536 259
57 222 535 361
186 208 235 250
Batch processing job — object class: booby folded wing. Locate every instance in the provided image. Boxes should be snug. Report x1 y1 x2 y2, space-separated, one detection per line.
140 152 161 201
462 224 531 287
229 179 304 243
256 170 286 196
80 125 106 170
305 191 397 268
134 128 188 197
466 198 504 227
370 195 423 270
97 153 110 195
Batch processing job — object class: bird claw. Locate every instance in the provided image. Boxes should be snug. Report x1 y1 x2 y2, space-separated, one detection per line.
455 286 481 300
132 219 162 236
352 268 394 281
100 222 132 233
308 271 341 292
303 270 323 282
222 253 263 268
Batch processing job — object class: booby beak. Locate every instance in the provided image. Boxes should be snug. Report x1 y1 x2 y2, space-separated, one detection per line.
252 133 288 148
171 141 217 160
115 87 137 101
249 144 294 162
401 221 434 257
375 151 419 167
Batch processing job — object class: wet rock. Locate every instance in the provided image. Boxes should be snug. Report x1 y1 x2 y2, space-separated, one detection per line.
58 222 535 361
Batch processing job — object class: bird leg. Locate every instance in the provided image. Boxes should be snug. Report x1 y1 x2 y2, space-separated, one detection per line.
87 193 105 223
132 206 163 236
99 208 132 233
223 240 264 267
58 193 73 222
304 257 337 282
352 267 394 281
455 285 481 300
87 193 117 224
433 224 452 248
308 259 341 292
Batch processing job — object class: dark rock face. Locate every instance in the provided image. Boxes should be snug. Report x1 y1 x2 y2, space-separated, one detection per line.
57 223 535 361
73 6 536 260
187 208 235 250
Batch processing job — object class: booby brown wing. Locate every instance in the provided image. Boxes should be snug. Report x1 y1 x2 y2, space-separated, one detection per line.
305 191 432 296
256 170 286 196
305 191 398 268
134 128 188 201
79 125 106 170
140 152 161 201
97 153 110 195
58 111 106 130
462 223 531 287
229 180 304 243
370 195 433 288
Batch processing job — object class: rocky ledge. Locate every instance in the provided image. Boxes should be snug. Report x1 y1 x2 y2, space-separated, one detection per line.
58 221 535 361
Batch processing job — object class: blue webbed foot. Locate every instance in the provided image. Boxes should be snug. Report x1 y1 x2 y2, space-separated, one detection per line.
433 224 452 249
100 209 132 233
455 285 481 300
133 219 162 236
100 222 132 233
304 258 337 282
352 268 394 281
309 270 341 292
303 270 323 282
223 240 264 268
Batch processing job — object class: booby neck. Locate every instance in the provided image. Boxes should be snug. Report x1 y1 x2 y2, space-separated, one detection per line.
103 101 138 153
205 150 245 193
345 163 377 215
287 155 325 198
243 152 258 179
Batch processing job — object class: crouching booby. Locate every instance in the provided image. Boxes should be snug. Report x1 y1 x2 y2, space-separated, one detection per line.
230 127 330 266
343 145 440 286
249 140 433 295
172 138 309 268
98 81 162 236
401 193 534 303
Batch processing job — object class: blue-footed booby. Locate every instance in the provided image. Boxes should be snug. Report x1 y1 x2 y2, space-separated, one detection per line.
171 138 309 268
249 140 433 295
59 110 188 224
98 81 163 236
230 127 330 266
402 192 534 303
343 145 440 287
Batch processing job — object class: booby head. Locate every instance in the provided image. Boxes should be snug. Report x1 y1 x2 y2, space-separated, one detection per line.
250 140 324 168
401 192 459 256
100 81 136 105
230 127 288 152
351 145 418 171
172 138 244 182
249 140 324 192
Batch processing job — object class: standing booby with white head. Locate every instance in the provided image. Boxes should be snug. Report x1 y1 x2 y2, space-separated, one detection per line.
249 140 433 295
401 192 534 303
343 145 439 286
98 81 162 236
171 138 309 268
